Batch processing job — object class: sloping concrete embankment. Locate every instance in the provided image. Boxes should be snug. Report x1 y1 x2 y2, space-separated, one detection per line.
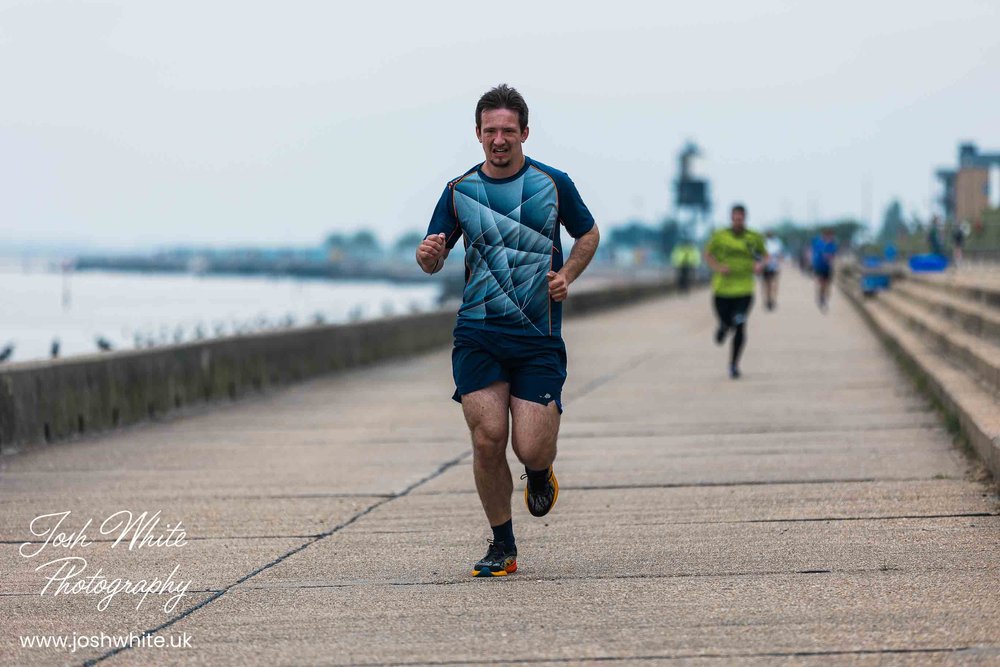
839 264 1000 480
0 278 686 454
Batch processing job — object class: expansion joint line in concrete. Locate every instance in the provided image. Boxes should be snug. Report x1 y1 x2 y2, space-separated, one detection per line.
13 507 992 549
227 562 996 592
363 646 983 666
80 450 472 667
685 511 999 525
564 348 660 401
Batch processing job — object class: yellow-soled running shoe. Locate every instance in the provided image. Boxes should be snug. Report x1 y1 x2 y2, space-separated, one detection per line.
471 540 517 577
523 466 559 517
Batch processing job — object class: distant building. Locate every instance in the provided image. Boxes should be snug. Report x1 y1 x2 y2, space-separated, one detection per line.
936 143 1000 225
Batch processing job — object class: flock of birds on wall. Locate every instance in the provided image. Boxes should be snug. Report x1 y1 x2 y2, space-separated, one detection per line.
0 300 427 364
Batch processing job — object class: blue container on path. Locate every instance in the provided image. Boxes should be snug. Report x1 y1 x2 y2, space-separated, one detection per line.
860 255 891 296
909 254 948 272
861 273 891 294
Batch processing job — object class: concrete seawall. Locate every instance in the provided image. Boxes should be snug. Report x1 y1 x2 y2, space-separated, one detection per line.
0 278 683 454
837 264 1000 481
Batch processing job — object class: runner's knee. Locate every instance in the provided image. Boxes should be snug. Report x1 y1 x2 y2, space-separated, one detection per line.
471 423 508 460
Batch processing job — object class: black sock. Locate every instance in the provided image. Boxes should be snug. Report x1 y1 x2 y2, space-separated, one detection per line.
491 519 515 549
525 466 549 491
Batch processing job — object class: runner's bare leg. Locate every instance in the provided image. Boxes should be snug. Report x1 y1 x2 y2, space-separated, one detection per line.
510 397 560 471
462 381 513 526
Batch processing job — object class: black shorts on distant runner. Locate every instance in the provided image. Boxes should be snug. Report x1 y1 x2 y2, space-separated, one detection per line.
814 266 833 280
714 295 754 329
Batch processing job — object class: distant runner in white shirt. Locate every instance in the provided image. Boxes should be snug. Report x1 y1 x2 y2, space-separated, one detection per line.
762 231 783 311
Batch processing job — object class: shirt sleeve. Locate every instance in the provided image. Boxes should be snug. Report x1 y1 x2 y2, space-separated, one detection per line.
705 231 720 258
425 185 462 249
754 235 767 256
551 171 595 239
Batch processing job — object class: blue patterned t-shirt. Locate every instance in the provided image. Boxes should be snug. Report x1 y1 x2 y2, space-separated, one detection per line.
426 157 595 338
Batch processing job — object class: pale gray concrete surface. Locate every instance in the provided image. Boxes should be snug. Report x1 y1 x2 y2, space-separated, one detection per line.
1 274 998 666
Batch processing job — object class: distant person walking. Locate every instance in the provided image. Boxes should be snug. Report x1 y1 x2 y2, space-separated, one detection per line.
811 228 839 312
762 230 783 310
928 216 944 256
952 220 969 265
671 239 701 293
704 204 768 379
416 84 600 578
799 246 811 274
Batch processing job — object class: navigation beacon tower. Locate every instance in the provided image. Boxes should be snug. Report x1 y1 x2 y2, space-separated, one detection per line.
672 141 712 240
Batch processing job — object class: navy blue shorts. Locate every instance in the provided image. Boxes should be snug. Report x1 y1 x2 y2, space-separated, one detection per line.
451 328 567 412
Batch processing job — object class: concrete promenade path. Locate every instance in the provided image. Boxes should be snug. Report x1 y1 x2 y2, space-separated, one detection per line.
2 273 999 666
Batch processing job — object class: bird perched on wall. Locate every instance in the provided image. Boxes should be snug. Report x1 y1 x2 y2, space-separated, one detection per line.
96 337 113 352
0 342 14 362
51 339 60 359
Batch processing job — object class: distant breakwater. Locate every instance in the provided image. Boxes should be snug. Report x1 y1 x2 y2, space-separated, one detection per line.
72 255 462 285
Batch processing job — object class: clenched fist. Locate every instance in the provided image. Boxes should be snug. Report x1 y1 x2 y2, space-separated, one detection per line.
547 270 569 302
416 233 447 273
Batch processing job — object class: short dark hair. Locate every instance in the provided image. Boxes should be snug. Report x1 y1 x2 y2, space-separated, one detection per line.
731 203 746 215
476 84 529 131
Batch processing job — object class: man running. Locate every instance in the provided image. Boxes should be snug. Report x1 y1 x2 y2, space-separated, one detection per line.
761 230 783 310
416 84 600 578
704 204 767 379
811 228 838 312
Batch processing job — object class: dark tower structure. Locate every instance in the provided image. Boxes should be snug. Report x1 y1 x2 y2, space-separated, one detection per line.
673 141 712 239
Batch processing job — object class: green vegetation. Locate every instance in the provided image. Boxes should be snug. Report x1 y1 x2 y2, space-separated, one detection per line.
968 209 1000 256
607 219 681 255
859 199 1000 258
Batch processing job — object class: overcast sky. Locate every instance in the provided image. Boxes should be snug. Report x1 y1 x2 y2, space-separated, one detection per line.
1 0 997 249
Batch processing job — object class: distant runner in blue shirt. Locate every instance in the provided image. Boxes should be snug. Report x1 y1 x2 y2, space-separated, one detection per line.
416 84 601 578
811 229 838 312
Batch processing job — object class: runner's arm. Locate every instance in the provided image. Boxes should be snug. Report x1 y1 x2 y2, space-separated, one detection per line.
548 224 599 302
547 169 598 301
756 237 770 272
420 184 460 274
558 224 600 285
704 249 728 274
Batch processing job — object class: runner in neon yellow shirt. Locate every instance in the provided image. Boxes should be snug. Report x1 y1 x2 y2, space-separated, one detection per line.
671 240 701 293
704 204 768 378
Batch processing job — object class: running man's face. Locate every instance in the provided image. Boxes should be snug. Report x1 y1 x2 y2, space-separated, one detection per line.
731 209 746 232
476 108 528 171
